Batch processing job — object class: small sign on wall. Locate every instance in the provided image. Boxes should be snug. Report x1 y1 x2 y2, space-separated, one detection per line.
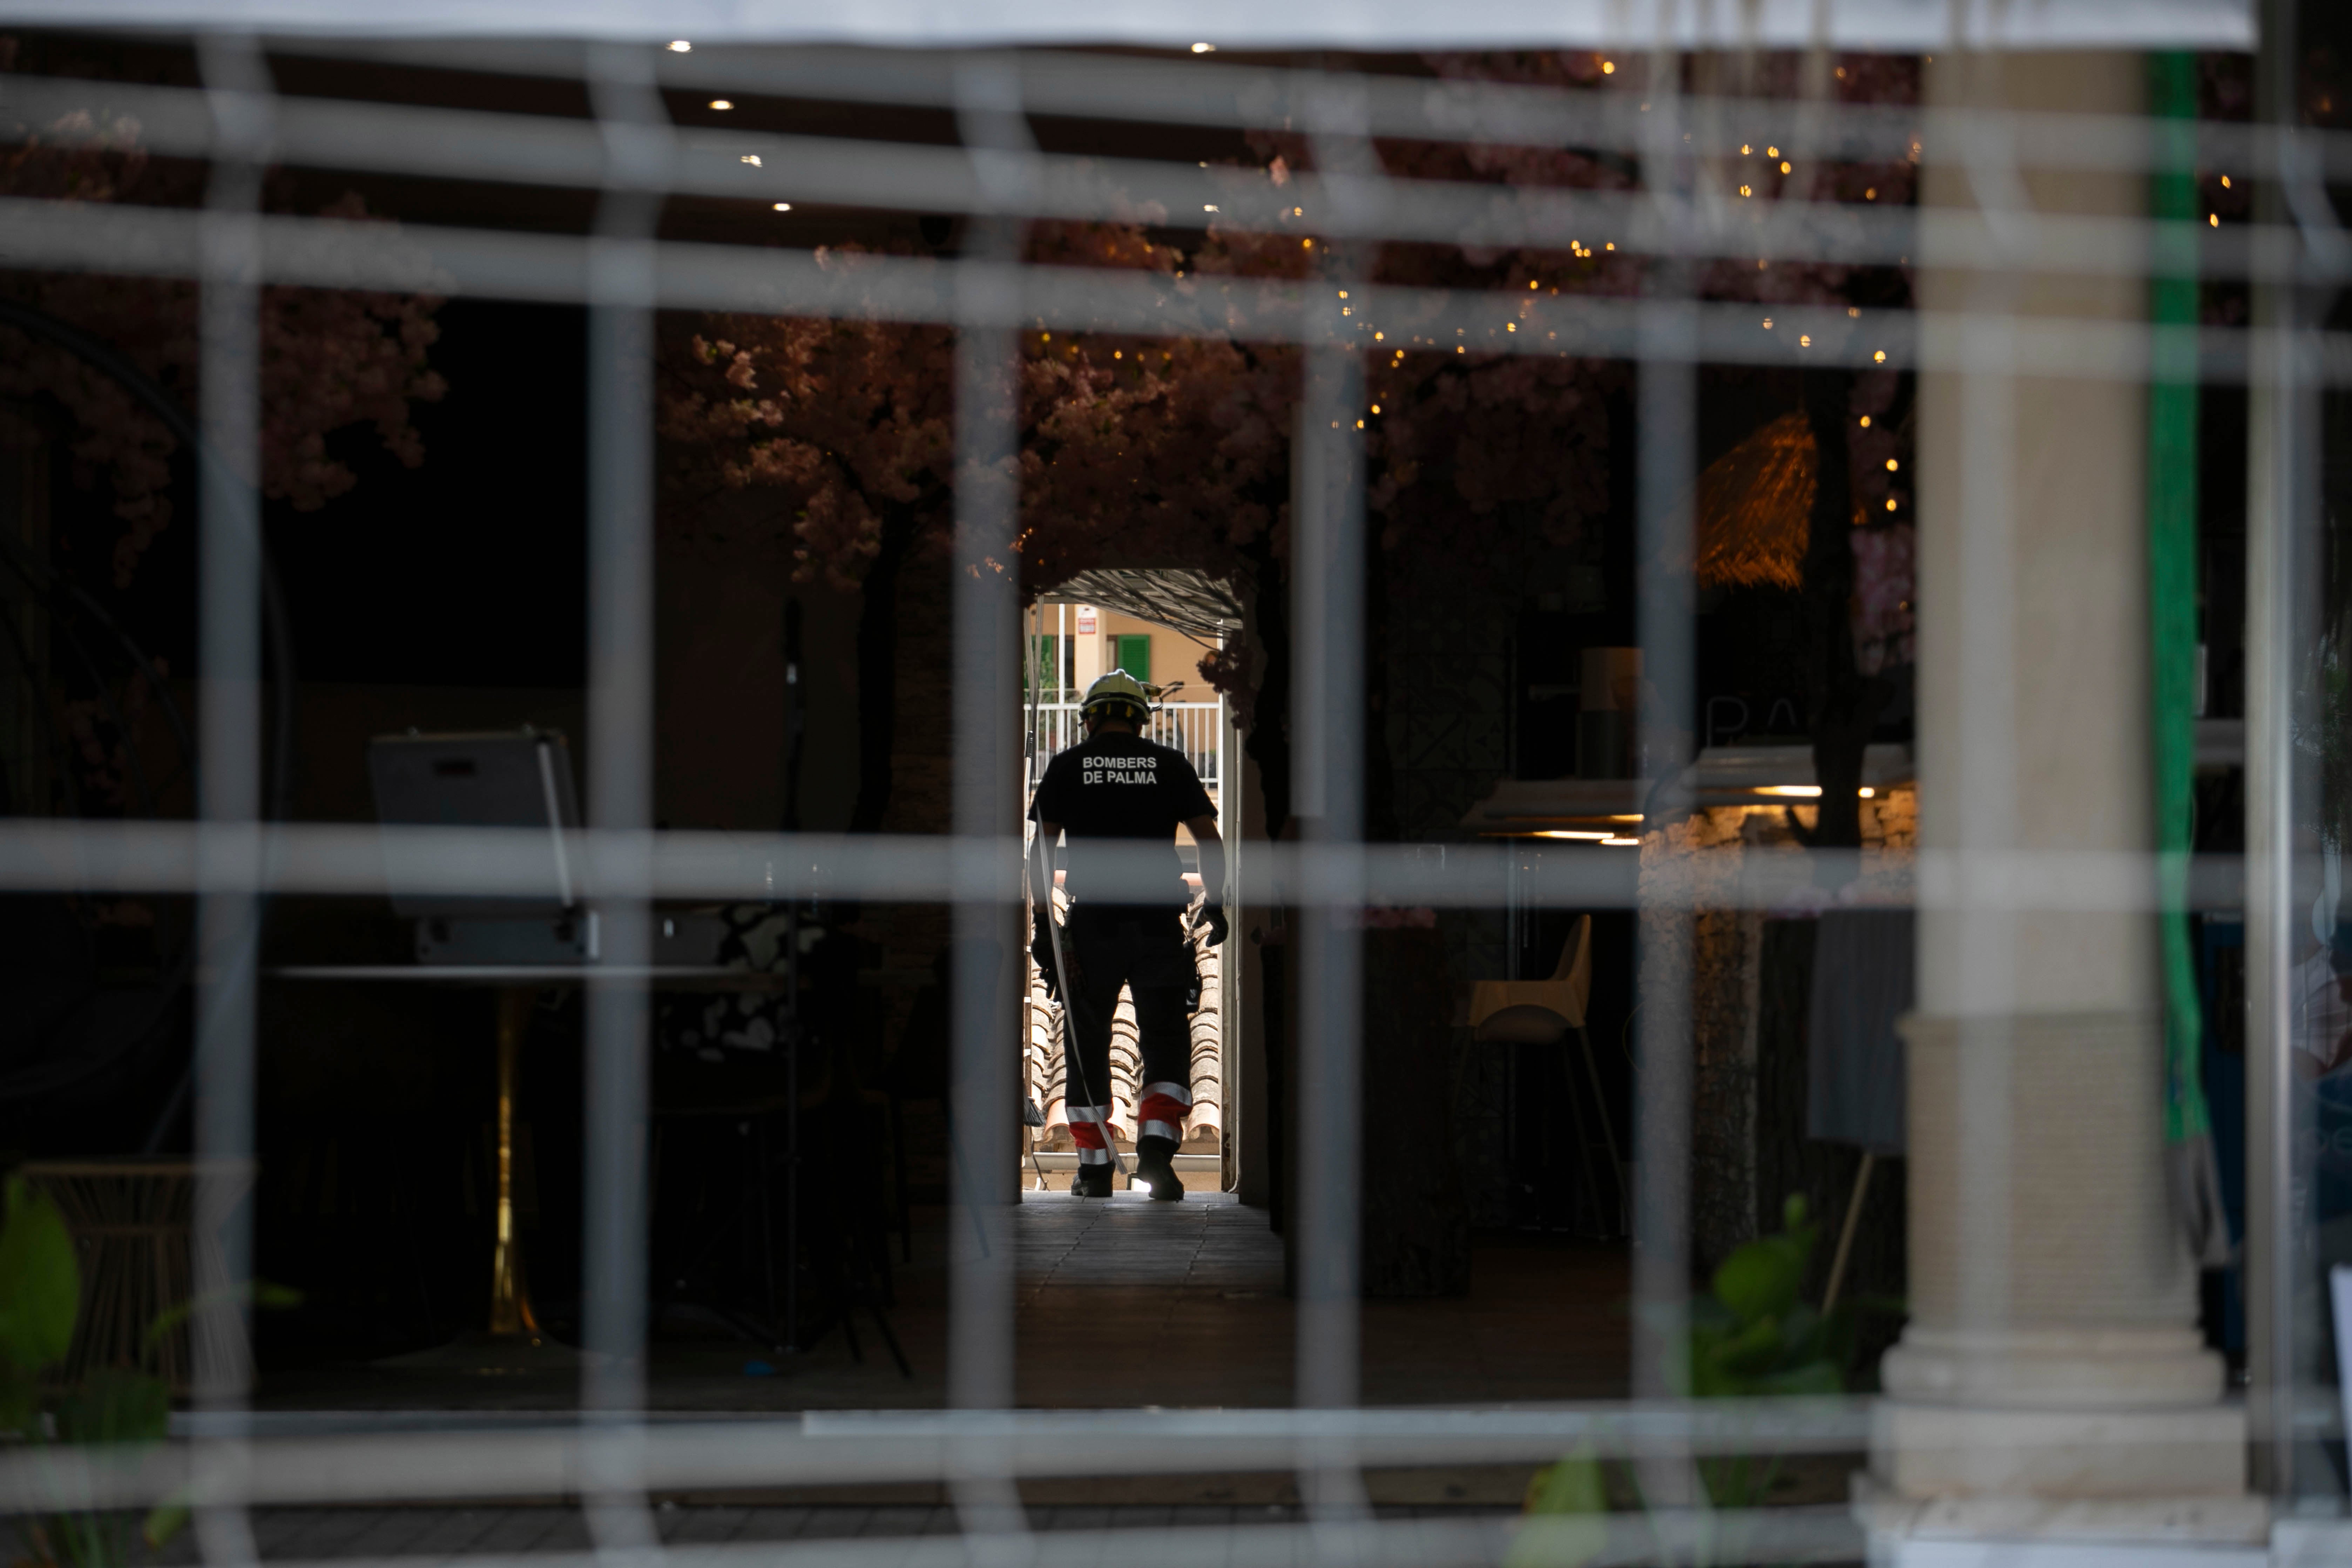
1076 607 1098 635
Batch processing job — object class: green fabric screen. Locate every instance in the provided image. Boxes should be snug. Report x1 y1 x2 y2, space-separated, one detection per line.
2149 51 2225 1266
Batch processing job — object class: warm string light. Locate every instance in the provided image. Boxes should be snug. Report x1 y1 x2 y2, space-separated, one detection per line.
709 100 734 110
667 39 691 51
771 201 791 211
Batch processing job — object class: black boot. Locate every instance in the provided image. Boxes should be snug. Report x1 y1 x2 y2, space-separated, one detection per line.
1070 1163 1113 1198
1133 1134 1185 1201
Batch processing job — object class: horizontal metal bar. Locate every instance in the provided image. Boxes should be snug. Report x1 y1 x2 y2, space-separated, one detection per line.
1 1399 2250 1520
149 1509 1863 1568
1 72 2336 288
0 819 2259 913
269 36 2333 187
3 194 2348 385
0 1403 1871 1512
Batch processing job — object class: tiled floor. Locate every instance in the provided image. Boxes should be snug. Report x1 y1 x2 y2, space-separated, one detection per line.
253 1194 1631 1418
13 1208 1690 1565
0 1204 1844 1566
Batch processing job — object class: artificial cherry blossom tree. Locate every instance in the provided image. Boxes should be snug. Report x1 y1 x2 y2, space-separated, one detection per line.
658 51 1927 846
0 67 446 587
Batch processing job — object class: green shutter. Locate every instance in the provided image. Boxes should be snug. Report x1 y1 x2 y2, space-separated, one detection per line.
1116 635 1151 683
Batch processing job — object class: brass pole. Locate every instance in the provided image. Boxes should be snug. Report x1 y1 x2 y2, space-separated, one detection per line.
488 986 540 1338
1821 1150 1876 1317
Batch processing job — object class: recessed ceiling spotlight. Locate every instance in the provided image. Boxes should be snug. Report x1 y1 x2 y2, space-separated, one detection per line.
1190 41 1216 53
667 39 691 51
709 99 734 110
772 202 792 211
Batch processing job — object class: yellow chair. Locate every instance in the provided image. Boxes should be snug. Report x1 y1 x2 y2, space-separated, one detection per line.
1469 915 1626 1235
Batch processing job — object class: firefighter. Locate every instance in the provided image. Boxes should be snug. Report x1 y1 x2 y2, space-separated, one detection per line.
1029 668 1228 1199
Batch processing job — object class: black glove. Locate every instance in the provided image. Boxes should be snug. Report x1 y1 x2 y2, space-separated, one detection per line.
1030 917 1062 1000
1200 903 1230 947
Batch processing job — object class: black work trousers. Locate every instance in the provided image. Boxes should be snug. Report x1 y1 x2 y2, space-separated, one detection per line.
1060 904 1195 1112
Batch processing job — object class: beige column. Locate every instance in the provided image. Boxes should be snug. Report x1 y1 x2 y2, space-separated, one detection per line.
1073 605 1103 688
1875 51 2242 1503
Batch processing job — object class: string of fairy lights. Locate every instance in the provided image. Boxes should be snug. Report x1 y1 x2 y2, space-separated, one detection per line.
0 26 2330 1554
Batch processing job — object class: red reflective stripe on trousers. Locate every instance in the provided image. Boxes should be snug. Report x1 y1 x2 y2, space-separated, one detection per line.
1137 1092 1187 1136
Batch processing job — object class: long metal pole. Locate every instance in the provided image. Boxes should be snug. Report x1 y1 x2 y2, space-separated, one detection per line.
2245 0 2309 1495
581 43 664 1563
1042 897 1129 1185
948 53 1029 1547
1293 339 1367 1529
1630 31 1700 1516
191 34 270 1568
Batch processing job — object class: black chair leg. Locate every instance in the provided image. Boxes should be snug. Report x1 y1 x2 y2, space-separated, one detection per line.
869 1300 912 1379
890 1087 912 1264
755 1116 780 1338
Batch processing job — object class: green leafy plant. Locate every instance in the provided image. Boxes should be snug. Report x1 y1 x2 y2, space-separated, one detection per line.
1512 1195 1899 1567
1688 1195 1852 1404
0 1175 295 1568
0 1175 83 1436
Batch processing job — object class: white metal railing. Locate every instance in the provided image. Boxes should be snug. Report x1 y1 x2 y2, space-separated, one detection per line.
1026 699 1221 793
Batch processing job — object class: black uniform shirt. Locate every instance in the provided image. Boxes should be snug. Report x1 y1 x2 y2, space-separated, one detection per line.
1029 732 1214 908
